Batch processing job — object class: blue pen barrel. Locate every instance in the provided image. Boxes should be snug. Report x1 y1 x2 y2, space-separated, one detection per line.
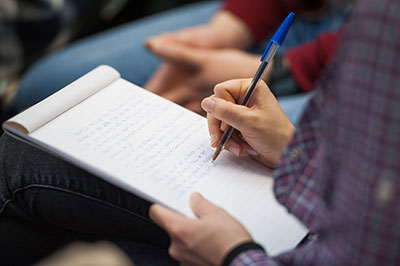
241 61 268 106
262 42 280 63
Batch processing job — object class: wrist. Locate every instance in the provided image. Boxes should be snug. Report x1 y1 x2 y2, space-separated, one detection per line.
209 11 254 49
278 122 296 159
221 241 265 266
284 122 296 145
268 122 295 168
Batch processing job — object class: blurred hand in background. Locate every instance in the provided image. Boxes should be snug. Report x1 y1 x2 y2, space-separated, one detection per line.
145 11 273 114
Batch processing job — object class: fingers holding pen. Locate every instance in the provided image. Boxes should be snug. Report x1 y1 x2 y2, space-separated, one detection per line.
202 96 249 130
201 80 247 138
204 99 221 148
202 80 249 149
202 79 277 161
225 134 259 157
202 95 258 157
203 96 230 146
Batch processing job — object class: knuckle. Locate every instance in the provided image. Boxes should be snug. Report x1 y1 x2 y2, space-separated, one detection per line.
180 234 193 248
214 83 224 94
169 224 183 236
221 102 235 122
258 79 268 88
246 112 263 132
209 205 224 216
168 245 179 260
169 223 189 242
246 112 261 125
191 198 203 211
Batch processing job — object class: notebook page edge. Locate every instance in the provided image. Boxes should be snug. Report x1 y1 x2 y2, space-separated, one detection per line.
4 65 120 134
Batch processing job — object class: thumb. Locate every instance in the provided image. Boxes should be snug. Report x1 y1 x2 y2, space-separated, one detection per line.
190 193 220 218
201 97 250 131
147 38 203 66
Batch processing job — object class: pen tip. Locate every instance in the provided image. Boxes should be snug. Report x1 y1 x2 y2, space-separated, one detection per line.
212 145 223 161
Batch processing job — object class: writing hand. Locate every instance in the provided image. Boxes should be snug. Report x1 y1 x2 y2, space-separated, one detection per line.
149 193 252 266
202 79 295 167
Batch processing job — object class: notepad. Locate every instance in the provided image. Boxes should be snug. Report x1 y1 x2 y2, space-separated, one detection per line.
3 65 307 255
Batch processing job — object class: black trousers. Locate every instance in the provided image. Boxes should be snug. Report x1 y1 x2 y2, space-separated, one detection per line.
0 134 175 266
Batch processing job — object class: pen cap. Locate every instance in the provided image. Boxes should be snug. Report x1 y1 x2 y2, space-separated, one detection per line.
272 12 295 45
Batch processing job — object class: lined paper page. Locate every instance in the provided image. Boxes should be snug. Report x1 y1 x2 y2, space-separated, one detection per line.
30 79 306 255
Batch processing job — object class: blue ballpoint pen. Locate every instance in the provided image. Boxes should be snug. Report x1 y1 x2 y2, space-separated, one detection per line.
212 12 295 161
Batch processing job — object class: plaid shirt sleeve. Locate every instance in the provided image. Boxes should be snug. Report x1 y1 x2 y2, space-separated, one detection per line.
229 0 400 265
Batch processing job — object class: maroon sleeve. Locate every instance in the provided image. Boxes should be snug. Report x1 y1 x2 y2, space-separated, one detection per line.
223 0 287 42
285 31 341 92
223 0 319 42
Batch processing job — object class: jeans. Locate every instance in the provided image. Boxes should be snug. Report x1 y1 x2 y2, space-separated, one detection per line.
10 1 348 124
0 134 174 266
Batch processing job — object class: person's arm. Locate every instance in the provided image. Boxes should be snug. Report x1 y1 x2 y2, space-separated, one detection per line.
285 31 341 92
223 0 325 42
146 10 254 50
223 0 289 43
149 0 326 50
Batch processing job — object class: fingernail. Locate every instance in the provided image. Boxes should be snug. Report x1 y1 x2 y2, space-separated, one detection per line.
191 192 201 202
149 39 165 52
146 37 156 47
152 39 162 50
202 98 214 113
229 146 240 157
248 148 259 156
210 134 217 146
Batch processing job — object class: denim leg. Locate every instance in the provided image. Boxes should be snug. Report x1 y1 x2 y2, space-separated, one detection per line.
0 134 171 265
12 1 220 113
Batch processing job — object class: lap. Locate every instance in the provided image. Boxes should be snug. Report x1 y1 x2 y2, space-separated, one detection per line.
0 133 172 265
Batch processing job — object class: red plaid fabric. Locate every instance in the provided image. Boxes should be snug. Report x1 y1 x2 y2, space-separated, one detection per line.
232 0 400 265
